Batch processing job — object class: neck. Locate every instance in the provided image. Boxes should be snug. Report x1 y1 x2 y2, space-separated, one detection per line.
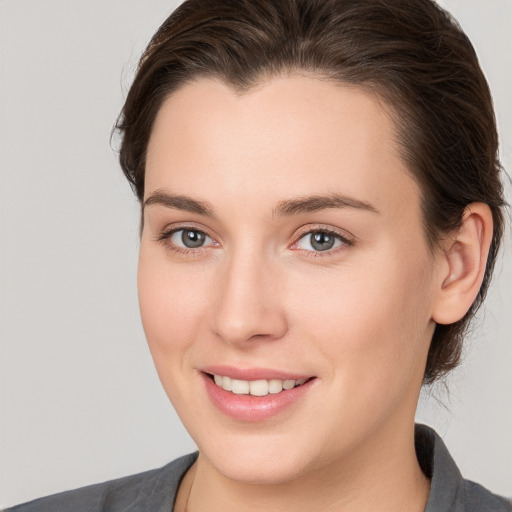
181 420 430 512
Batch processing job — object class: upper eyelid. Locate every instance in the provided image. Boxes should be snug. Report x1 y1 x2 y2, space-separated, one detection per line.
292 225 354 243
160 223 216 240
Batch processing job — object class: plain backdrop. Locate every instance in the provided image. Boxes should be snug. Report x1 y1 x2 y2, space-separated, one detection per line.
0 0 511 507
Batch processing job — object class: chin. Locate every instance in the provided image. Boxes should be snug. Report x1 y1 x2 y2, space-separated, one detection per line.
193 427 322 485
206 449 309 485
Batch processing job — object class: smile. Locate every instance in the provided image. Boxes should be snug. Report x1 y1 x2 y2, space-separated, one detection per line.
202 369 316 422
212 374 308 396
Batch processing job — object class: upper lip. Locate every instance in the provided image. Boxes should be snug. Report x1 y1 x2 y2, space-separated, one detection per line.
200 365 313 381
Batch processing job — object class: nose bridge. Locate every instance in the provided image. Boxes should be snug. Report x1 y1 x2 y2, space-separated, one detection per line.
211 244 287 345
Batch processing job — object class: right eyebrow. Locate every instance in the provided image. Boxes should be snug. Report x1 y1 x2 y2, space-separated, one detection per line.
143 190 216 218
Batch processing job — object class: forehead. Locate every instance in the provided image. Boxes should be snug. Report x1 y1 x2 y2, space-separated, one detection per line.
145 75 420 221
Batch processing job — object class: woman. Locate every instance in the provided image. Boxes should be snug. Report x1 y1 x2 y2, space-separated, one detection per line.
4 0 511 510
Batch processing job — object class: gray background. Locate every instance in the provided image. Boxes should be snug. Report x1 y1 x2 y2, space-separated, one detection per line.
0 0 510 507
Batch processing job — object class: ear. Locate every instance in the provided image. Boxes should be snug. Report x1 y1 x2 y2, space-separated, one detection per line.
432 203 494 325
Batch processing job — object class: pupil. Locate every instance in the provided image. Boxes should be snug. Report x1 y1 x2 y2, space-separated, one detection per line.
182 230 205 248
311 232 334 251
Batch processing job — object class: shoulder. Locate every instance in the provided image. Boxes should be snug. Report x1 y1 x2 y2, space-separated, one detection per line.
3 452 198 512
461 479 512 512
416 424 511 512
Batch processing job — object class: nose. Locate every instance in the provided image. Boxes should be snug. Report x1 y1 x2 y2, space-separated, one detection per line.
210 251 288 346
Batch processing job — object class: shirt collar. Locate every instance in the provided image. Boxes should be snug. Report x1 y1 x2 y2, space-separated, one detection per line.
416 424 465 512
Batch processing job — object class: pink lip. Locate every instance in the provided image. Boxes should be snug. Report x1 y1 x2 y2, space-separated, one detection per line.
200 369 316 422
201 365 310 381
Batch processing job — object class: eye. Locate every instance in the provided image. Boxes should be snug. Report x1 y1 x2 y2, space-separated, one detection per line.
295 230 348 252
168 228 214 249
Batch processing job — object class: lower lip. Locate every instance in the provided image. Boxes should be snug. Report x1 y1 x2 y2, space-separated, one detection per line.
202 373 315 422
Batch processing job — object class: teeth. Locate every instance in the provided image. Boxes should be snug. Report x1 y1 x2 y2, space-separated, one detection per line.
249 380 269 396
282 379 295 390
212 375 308 396
268 379 283 394
231 379 249 394
221 376 232 391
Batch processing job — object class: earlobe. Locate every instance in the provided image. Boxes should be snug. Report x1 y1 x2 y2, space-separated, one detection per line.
432 203 493 325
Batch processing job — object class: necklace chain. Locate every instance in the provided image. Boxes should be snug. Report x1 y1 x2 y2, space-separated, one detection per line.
182 464 195 512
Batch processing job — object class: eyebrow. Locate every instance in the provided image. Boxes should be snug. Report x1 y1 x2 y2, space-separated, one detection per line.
143 190 379 218
144 190 216 217
273 194 379 217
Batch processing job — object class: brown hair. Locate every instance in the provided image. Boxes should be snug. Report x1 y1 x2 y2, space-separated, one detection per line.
115 0 505 384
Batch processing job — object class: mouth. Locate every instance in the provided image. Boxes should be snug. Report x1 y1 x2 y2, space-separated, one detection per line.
207 373 311 396
200 369 316 422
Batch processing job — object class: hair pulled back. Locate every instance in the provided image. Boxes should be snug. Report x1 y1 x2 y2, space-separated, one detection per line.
116 0 505 383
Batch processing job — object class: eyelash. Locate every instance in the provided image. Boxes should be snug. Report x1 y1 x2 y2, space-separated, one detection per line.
156 225 217 256
156 225 353 257
291 227 353 257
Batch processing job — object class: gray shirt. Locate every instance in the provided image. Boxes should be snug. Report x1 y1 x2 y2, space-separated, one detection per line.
4 425 511 511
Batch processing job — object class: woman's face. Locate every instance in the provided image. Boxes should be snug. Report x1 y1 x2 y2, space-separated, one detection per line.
139 76 439 483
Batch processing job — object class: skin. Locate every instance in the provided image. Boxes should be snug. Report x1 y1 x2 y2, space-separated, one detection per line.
138 75 492 512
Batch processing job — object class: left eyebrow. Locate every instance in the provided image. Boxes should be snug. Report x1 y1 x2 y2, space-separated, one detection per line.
273 194 380 217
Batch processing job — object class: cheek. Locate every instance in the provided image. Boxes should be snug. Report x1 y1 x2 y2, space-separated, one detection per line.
137 247 209 365
287 245 434 390
137 247 217 419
